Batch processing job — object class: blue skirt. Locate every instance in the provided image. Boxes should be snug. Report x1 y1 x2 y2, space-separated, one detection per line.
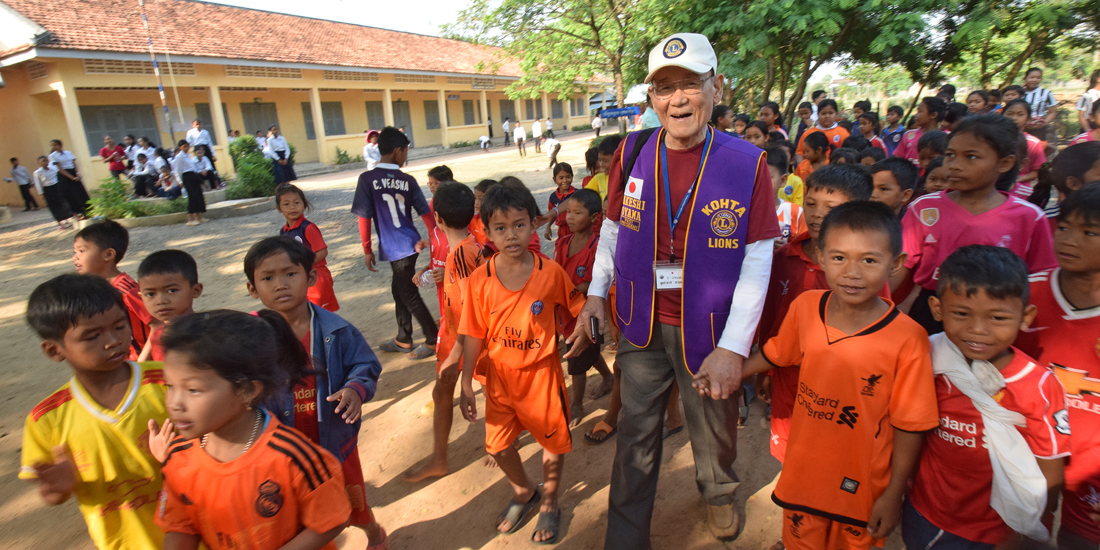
271 151 297 184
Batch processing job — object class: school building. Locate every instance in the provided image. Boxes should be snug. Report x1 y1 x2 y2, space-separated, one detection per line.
0 0 600 205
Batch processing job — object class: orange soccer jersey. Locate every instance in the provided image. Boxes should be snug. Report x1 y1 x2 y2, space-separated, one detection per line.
762 290 938 532
459 252 586 454
157 416 351 550
438 235 485 373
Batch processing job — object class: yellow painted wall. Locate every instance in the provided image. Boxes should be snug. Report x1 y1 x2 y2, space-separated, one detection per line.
0 66 48 207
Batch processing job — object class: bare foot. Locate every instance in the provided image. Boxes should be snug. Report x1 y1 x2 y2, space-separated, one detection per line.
401 459 449 482
569 403 584 428
483 454 499 469
589 376 613 400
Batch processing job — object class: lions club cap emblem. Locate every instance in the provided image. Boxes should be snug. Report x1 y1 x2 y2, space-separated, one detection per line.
663 38 686 59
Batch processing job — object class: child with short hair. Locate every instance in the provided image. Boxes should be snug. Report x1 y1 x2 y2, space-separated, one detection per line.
458 182 589 544
894 97 947 166
795 131 831 182
1003 99 1049 197
870 157 919 216
900 114 1058 334
941 102 970 132
22 274 168 550
585 135 623 201
352 126 439 359
137 249 203 362
744 200 939 550
918 156 949 194
904 245 1068 548
860 147 886 166
796 99 849 163
73 220 154 360
157 309 352 550
34 155 72 229
1002 85 1025 104
417 167 453 312
764 146 806 246
277 184 339 312
881 105 907 155
756 166 875 463
553 188 613 426
543 162 577 242
1070 100 1100 145
153 164 183 199
469 178 500 248
916 129 948 173
1015 184 1100 549
830 147 861 165
858 112 888 152
544 135 562 168
1032 141 1100 222
244 236 388 549
402 182 486 482
794 101 815 146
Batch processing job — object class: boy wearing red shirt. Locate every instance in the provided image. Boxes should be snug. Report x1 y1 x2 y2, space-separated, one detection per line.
100 136 127 178
137 250 203 362
905 245 1069 548
1015 186 1100 549
416 165 454 311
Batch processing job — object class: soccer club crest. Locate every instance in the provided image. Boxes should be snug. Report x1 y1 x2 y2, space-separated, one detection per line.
255 480 284 518
531 300 544 315
833 134 841 144
575 265 586 278
663 38 687 59
294 236 303 243
920 208 939 227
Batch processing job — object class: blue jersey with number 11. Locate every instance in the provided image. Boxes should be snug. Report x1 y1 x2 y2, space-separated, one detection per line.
351 163 431 262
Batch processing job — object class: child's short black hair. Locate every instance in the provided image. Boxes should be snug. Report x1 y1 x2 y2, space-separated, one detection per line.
598 134 623 156
860 147 886 163
919 156 946 192
27 274 127 341
137 153 147 160
567 188 602 217
817 99 839 113
1045 142 1100 195
764 146 789 172
480 180 539 223
799 101 814 111
830 147 860 165
921 97 948 122
803 131 832 155
943 102 969 125
1003 99 1032 117
377 126 410 155
584 147 599 171
871 157 920 192
433 182 476 229
838 120 854 133
1060 182 1100 226
75 219 130 263
733 114 751 128
138 249 199 286
937 245 1030 304
1002 84 1026 97
841 135 870 151
710 104 733 127
812 90 827 101
552 162 573 179
428 165 453 182
243 236 315 285
806 164 873 201
853 100 872 113
818 200 902 257
474 179 500 194
274 183 311 211
859 112 882 135
887 105 905 117
917 130 949 155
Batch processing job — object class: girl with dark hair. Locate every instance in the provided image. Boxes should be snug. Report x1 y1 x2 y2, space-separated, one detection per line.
1071 100 1100 145
966 90 991 114
1076 70 1100 134
710 104 734 133
795 99 849 164
1003 99 1048 197
744 120 769 148
265 125 297 184
759 101 787 139
857 112 887 153
171 140 206 226
732 113 750 137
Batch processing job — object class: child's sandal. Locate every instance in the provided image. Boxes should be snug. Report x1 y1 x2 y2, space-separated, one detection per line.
532 509 561 545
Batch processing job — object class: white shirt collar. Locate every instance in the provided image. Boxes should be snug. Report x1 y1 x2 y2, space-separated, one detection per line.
375 163 401 169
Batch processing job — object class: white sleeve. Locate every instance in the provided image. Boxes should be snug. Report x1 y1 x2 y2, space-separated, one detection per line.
715 238 775 357
33 171 44 195
588 217 619 299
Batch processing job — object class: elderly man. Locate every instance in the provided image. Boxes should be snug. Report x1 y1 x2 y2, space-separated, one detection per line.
571 33 779 548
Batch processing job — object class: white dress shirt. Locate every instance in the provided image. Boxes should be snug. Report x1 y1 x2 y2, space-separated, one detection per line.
186 128 213 147
33 165 59 195
513 126 527 141
48 150 77 170
9 165 31 185
172 153 197 175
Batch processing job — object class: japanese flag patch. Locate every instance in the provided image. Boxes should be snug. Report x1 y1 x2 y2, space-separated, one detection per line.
625 176 644 200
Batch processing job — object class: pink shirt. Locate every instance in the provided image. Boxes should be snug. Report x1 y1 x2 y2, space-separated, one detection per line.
1071 131 1098 146
1012 134 1049 199
891 128 923 166
902 191 1058 290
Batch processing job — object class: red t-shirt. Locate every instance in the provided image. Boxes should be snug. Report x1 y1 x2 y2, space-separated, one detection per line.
283 218 329 268
149 324 165 362
113 273 154 360
548 187 577 239
606 137 781 325
553 231 598 334
101 145 127 171
908 348 1070 544
293 330 320 444
429 225 449 311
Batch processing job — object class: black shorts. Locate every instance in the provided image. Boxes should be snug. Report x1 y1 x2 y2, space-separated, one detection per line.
566 333 604 375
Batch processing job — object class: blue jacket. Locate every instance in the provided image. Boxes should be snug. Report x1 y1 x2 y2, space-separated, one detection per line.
265 303 381 461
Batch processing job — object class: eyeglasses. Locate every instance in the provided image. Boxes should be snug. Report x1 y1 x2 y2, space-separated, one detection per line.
650 75 714 100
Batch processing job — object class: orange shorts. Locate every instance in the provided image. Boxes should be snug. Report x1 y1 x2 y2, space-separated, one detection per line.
436 331 456 374
309 265 340 312
484 358 571 455
341 449 374 526
781 509 882 550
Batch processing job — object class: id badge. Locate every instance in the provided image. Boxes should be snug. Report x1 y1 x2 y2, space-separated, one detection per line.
654 261 684 291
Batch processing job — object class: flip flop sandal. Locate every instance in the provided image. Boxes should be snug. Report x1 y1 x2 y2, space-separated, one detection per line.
663 425 684 440
532 509 562 545
406 344 436 360
378 339 413 353
496 487 542 534
366 527 389 550
584 420 617 444
769 541 786 550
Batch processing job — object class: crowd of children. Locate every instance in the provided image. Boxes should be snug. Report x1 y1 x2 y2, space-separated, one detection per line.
17 69 1100 550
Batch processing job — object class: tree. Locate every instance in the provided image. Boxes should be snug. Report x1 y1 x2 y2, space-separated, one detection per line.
443 0 661 132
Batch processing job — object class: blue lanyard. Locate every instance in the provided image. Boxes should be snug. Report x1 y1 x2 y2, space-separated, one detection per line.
659 127 711 261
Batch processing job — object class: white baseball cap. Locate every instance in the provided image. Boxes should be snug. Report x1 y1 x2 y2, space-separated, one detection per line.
645 33 718 83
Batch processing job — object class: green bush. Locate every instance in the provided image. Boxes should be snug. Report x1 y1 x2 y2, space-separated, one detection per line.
571 124 593 131
335 147 353 165
449 140 476 148
87 178 187 219
225 151 276 200
229 135 260 167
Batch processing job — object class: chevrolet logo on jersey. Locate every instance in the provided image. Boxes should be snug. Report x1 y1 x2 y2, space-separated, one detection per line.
1054 364 1100 398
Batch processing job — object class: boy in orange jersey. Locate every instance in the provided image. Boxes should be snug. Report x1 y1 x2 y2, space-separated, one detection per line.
742 201 939 550
72 219 154 360
459 182 589 544
21 274 168 550
757 164 874 462
403 181 486 482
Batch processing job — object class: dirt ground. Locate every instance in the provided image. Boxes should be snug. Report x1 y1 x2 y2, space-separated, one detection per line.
0 134 899 549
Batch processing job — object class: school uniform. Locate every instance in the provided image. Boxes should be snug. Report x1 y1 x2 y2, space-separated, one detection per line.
545 119 554 138
265 136 297 184
502 120 512 145
8 164 37 210
33 165 71 222
880 125 906 156
129 160 157 196
194 155 218 190
513 125 527 156
544 137 561 168
531 120 543 153
172 153 206 214
48 149 89 215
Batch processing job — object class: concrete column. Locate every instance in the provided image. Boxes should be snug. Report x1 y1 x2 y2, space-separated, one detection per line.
207 86 234 177
437 90 449 148
52 81 93 184
562 92 572 130
382 88 395 127
514 98 522 123
309 88 327 164
479 90 489 128
541 91 550 124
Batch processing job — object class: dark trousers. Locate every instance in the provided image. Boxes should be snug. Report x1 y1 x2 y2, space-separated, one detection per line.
901 499 994 550
595 127 602 137
58 172 89 216
489 125 494 138
18 184 38 209
504 130 512 146
517 138 526 156
42 184 72 222
548 144 561 168
605 323 740 550
132 175 153 197
390 254 438 345
534 138 542 153
546 129 555 138
181 172 206 213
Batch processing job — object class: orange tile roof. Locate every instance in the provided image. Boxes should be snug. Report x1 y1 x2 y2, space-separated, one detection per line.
1 0 524 77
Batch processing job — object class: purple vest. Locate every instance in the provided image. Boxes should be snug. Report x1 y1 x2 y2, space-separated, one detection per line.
614 128 760 374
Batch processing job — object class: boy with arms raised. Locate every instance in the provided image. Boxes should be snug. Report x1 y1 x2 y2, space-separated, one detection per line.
72 220 154 360
403 182 487 482
742 201 939 550
458 182 589 544
136 250 203 361
21 274 169 549
903 245 1069 549
1015 184 1100 550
